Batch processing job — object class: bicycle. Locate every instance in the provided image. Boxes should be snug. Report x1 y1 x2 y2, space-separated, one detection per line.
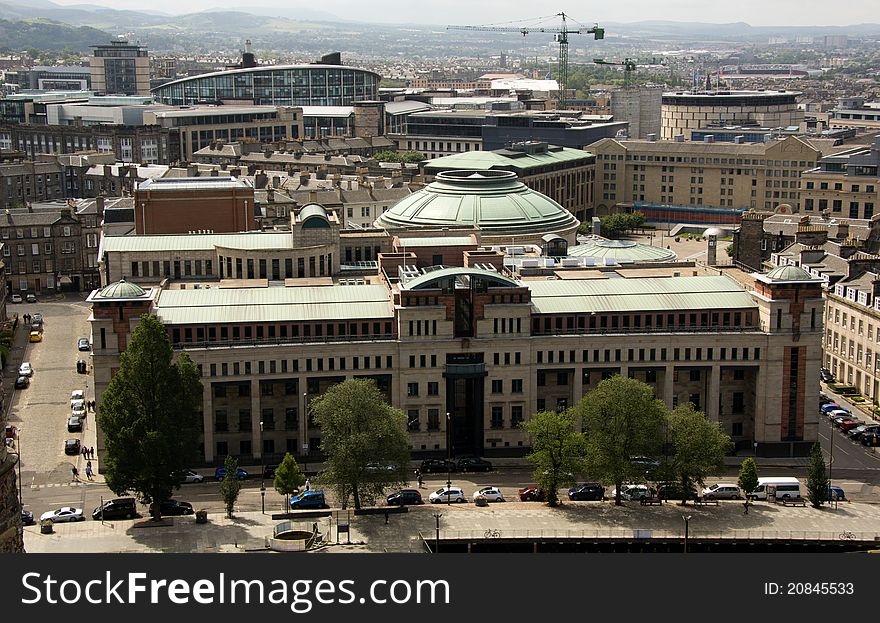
838 531 857 541
483 529 501 539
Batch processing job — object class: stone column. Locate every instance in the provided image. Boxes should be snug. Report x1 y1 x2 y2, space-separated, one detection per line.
707 364 721 422
202 382 214 463
251 377 261 459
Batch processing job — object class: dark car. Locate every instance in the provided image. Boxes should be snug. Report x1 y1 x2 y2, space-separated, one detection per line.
820 370 835 383
824 486 847 502
21 510 35 526
289 490 328 509
568 483 605 501
386 489 423 506
849 425 880 441
92 497 138 520
420 459 456 474
456 457 492 472
263 465 277 479
630 456 661 472
159 500 194 516
14 376 29 389
214 466 249 481
77 338 91 351
863 432 880 447
67 416 83 433
656 483 698 501
518 486 545 502
64 439 81 455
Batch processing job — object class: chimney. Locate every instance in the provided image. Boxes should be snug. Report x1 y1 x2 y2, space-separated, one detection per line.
308 191 318 203
27 202 33 213
210 169 218 177
187 164 198 177
267 189 275 203
95 196 105 216
272 175 281 188
299 172 310 186
5 209 11 224
255 172 268 189
103 164 111 177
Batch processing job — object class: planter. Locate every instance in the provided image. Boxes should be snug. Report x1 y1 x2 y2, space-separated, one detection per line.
474 496 489 507
195 510 208 524
40 519 53 534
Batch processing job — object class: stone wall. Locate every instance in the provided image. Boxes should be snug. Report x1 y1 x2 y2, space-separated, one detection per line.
0 455 23 552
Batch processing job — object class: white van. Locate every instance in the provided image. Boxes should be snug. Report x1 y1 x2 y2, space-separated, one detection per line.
751 477 800 500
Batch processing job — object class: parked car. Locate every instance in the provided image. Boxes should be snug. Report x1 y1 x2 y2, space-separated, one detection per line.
67 416 83 432
473 486 505 503
656 483 697 501
701 483 741 500
820 369 835 383
70 390 85 406
77 338 90 351
159 500 194 516
819 393 834 405
28 331 41 343
179 469 204 484
25 294 36 303
386 489 423 506
568 483 605 501
862 432 880 447
64 439 81 455
32 313 43 325
429 487 467 504
14 376 29 389
630 456 661 470
456 457 492 472
825 485 847 502
518 486 545 502
71 402 86 418
849 425 880 441
821 403 844 414
10 294 22 304
214 466 249 481
839 420 863 433
420 458 456 474
41 507 84 522
289 490 328 509
608 484 650 501
92 498 138 520
18 362 32 377
20 510 34 525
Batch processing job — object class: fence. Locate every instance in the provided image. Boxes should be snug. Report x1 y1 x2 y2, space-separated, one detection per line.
436 528 880 542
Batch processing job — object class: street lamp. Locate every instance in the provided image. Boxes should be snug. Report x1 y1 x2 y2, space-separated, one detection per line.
445 411 452 505
683 515 692 554
259 420 266 514
432 512 442 554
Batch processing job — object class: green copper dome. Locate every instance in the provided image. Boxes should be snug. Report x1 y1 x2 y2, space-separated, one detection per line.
374 170 579 240
568 239 677 263
96 279 147 299
763 265 814 281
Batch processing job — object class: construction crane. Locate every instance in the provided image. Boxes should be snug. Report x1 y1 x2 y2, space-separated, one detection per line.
448 12 604 108
592 57 666 86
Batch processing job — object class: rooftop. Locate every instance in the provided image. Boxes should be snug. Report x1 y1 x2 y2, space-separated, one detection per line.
137 176 252 192
423 145 593 174
100 231 293 254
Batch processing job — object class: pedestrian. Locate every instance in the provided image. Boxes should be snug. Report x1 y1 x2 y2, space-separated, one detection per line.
90 447 95 459
416 469 423 488
304 478 311 491
82 446 87 458
384 511 389 525
71 466 79 481
743 500 750 515
85 462 93 481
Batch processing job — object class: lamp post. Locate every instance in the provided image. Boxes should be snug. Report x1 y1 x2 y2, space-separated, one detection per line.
445 411 452 505
432 512 442 554
259 420 266 514
828 417 835 509
302 392 309 475
683 515 692 554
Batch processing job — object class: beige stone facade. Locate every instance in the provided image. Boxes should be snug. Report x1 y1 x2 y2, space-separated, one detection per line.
823 284 880 401
589 136 822 218
661 91 803 141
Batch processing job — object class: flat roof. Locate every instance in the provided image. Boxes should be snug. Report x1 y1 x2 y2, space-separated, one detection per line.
137 176 251 192
155 284 394 324
101 231 293 254
424 146 593 172
396 236 475 247
528 275 757 314
147 106 281 118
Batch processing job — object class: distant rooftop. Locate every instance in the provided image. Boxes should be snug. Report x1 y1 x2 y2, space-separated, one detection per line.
137 176 251 192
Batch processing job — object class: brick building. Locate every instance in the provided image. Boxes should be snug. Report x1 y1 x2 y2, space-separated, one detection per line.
133 177 256 235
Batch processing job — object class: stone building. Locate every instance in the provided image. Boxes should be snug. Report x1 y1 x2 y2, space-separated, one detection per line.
800 137 880 221
0 159 64 209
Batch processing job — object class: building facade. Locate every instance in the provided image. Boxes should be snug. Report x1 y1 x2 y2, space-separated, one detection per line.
588 136 822 222
90 40 151 97
661 90 803 140
133 177 256 234
88 262 823 466
0 159 64 209
800 137 880 221
0 123 171 164
610 87 662 139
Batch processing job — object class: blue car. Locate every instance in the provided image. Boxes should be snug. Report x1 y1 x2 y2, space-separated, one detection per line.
821 403 845 414
289 490 328 509
214 466 249 481
825 486 846 502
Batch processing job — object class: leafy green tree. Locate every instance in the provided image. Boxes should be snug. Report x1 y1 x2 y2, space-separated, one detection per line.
311 379 410 509
668 404 733 504
575 375 666 505
220 455 242 518
522 410 588 506
98 314 202 519
806 443 829 508
738 457 759 500
372 150 425 164
273 452 305 508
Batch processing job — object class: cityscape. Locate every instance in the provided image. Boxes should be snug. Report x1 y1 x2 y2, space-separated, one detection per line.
3 0 880 560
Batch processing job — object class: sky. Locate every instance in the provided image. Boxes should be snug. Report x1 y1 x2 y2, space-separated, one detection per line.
47 0 880 26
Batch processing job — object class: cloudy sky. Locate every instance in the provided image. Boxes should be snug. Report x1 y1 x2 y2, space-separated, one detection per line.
49 0 879 26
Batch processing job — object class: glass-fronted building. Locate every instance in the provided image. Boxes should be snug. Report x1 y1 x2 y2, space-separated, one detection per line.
151 65 381 107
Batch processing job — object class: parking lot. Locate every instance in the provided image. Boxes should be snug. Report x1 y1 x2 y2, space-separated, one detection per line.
6 296 94 492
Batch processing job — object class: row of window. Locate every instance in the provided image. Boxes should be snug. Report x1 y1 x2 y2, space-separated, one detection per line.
805 181 875 193
173 320 394 346
206 355 395 378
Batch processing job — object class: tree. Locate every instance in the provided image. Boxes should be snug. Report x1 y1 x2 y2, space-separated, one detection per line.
311 378 410 509
98 314 202 519
575 375 667 505
806 443 828 508
668 404 733 504
522 410 588 507
273 452 305 508
372 150 425 164
220 455 242 518
738 457 759 500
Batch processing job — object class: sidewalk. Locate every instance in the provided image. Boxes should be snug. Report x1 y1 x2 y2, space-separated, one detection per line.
23 499 880 554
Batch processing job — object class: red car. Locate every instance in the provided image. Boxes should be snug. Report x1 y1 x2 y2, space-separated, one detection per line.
839 420 862 432
518 486 545 502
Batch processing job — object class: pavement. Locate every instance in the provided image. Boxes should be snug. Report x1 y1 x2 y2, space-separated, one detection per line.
23 497 880 554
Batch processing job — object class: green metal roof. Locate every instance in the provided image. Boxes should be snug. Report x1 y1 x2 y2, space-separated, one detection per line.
156 285 393 324
402 267 520 291
95 279 148 299
528 276 757 314
568 239 677 263
761 265 816 282
423 146 593 174
101 232 294 253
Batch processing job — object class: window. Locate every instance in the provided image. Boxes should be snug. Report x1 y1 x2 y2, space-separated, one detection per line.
491 406 503 429
407 382 419 397
491 379 502 394
407 409 420 432
427 409 440 431
510 406 523 428
511 379 523 393
427 382 439 396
